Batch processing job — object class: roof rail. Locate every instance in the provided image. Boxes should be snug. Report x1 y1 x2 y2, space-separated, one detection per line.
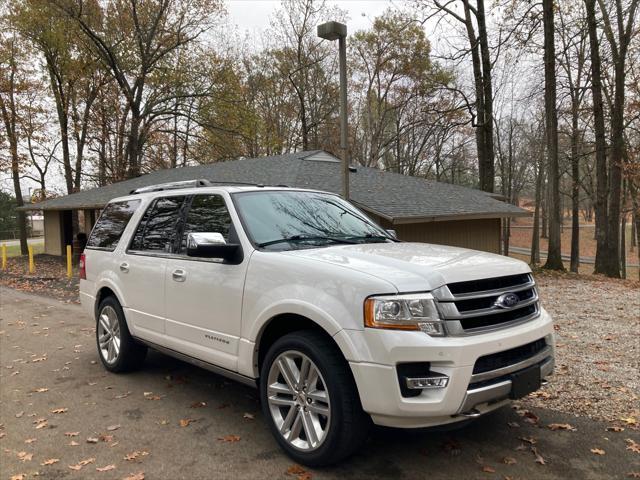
130 179 212 194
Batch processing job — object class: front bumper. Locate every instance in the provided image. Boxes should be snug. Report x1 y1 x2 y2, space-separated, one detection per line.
337 308 555 428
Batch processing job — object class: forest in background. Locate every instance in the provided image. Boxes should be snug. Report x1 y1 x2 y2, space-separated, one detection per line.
0 0 638 278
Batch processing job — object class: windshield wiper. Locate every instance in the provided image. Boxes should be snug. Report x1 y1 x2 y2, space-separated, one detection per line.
257 235 358 248
346 234 395 243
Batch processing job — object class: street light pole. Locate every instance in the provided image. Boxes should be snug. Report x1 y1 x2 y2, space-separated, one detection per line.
318 21 349 200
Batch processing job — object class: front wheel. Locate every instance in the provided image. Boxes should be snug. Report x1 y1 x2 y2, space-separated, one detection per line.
96 296 147 373
260 330 370 466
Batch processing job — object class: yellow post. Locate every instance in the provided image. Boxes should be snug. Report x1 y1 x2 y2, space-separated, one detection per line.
28 245 34 274
66 245 72 278
1 244 6 270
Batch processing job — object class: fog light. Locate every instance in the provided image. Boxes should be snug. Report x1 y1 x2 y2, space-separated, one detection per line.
405 375 449 389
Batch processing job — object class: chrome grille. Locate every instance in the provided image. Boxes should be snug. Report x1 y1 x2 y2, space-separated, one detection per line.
434 273 540 335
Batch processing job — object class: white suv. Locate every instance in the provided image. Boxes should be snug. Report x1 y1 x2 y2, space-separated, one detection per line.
80 180 554 466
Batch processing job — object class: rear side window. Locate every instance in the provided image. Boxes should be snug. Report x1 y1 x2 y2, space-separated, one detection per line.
87 200 141 251
179 195 232 252
130 196 186 253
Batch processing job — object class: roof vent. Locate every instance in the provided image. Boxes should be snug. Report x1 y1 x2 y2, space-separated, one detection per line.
304 151 340 163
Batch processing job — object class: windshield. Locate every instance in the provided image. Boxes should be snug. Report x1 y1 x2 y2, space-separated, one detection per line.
233 190 394 250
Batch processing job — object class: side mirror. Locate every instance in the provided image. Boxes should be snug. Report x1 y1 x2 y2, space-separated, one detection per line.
386 229 398 239
186 232 241 262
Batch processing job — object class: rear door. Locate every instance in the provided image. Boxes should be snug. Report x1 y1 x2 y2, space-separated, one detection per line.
121 195 186 344
163 193 248 371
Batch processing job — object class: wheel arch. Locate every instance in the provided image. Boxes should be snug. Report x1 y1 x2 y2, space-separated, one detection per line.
254 313 344 377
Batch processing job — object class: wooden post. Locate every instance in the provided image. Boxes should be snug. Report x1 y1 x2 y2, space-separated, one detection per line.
66 245 72 278
28 245 34 274
1 244 6 270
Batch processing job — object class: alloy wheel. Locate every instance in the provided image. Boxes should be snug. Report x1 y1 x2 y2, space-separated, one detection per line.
97 305 121 364
266 350 331 451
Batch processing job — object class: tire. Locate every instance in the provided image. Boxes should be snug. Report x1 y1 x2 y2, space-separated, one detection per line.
259 330 371 466
96 296 147 373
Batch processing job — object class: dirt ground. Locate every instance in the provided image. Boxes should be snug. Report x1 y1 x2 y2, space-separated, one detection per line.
1 280 639 480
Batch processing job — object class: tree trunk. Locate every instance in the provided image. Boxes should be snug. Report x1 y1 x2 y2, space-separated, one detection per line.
585 0 610 275
570 99 580 273
476 0 495 193
542 0 564 270
531 151 544 265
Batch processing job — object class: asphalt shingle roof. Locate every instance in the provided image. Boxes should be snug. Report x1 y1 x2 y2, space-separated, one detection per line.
25 151 528 222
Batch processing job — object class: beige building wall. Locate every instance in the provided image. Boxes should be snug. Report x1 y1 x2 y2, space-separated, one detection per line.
365 212 501 254
43 211 63 255
394 219 501 253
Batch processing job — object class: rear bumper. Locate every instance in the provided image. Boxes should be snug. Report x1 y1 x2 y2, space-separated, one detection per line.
339 308 554 428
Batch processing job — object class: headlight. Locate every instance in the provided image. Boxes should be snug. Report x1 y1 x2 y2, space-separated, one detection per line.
364 293 445 336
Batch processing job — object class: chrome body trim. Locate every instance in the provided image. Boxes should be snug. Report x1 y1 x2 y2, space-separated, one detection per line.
456 356 554 414
136 338 257 387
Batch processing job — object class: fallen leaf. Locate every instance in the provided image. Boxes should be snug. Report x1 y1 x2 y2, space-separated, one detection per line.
24 438 36 444
179 418 195 427
532 447 546 465
15 411 24 418
522 410 539 424
218 434 241 442
190 401 207 408
68 457 95 470
548 423 576 431
17 451 33 462
87 437 99 444
69 440 79 446
606 426 625 432
35 420 48 429
10 474 26 480
590 448 606 455
481 465 496 473
503 456 517 465
627 472 640 478
621 417 638 426
96 464 116 472
243 412 255 420
519 436 537 445
99 434 114 442
626 439 640 454
107 424 121 431
42 458 60 466
287 465 306 475
122 472 145 480
64 431 79 437
51 407 68 414
124 451 149 462
507 421 520 428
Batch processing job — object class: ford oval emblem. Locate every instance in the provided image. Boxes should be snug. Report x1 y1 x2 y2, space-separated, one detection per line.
494 292 520 309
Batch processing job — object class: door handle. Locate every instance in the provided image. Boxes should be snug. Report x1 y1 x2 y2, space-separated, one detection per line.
172 269 186 282
119 262 129 273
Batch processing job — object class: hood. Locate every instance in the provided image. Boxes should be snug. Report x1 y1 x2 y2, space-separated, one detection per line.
283 242 531 292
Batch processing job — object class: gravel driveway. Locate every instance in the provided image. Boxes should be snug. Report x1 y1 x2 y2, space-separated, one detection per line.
1 278 639 479
520 274 640 422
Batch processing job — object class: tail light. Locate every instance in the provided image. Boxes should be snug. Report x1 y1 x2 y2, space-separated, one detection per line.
79 253 86 280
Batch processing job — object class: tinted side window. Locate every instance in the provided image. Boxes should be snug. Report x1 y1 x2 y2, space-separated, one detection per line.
130 196 185 252
87 200 140 251
179 195 232 252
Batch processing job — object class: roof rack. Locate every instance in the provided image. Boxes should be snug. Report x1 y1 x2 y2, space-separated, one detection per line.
130 179 213 194
129 179 291 195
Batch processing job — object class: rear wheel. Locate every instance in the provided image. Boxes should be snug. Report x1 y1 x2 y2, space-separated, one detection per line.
260 330 370 466
96 296 146 372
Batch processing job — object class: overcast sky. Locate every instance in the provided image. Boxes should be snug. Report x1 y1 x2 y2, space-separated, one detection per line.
225 0 395 35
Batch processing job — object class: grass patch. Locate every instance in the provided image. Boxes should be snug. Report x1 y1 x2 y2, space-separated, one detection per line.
2 242 45 258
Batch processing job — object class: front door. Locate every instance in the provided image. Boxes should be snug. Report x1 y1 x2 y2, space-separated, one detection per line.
163 193 248 371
